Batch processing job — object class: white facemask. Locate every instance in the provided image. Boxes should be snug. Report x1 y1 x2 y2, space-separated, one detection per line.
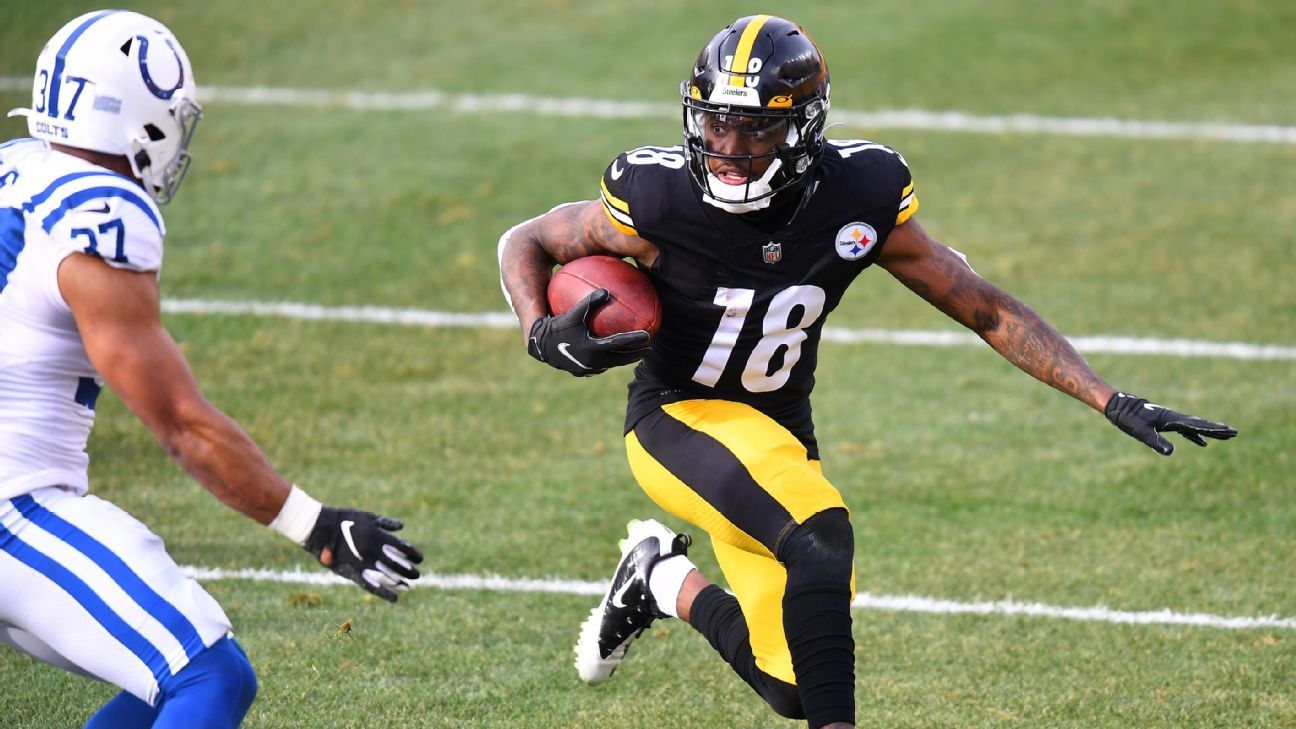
701 156 785 213
697 120 802 214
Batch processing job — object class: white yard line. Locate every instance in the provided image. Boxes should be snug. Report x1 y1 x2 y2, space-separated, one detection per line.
162 298 518 329
2 77 1293 144
6 73 1285 635
182 566 1296 631
161 298 1296 362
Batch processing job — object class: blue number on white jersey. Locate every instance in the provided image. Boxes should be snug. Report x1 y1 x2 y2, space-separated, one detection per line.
0 139 165 499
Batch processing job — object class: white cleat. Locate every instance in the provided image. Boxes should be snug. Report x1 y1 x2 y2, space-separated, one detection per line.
573 519 692 684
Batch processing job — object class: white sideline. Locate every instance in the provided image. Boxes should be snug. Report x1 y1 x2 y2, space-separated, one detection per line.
2 77 1294 144
181 566 1296 631
160 297 1296 362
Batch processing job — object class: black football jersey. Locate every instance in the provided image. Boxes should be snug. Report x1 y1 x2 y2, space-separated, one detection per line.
600 141 918 459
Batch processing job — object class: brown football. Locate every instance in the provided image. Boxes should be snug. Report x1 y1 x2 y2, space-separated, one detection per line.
547 256 661 339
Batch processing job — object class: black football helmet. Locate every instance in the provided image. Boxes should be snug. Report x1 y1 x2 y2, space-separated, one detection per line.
681 15 830 211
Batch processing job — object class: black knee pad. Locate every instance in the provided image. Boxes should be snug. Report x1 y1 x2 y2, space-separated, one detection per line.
778 508 853 579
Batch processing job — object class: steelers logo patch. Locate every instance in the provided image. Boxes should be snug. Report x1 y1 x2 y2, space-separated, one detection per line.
835 222 878 261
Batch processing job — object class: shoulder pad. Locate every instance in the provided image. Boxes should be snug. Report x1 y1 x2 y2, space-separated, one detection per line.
828 140 919 225
37 175 165 272
599 151 639 236
598 146 689 238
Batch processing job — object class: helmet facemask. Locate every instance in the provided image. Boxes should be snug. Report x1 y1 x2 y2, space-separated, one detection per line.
682 94 827 213
681 15 831 214
129 95 203 206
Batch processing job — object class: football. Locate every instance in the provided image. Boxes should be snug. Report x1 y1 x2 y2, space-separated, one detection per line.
547 256 662 339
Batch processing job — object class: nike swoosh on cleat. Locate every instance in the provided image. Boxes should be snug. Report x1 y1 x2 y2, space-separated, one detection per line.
341 520 363 560
609 575 636 609
557 342 589 370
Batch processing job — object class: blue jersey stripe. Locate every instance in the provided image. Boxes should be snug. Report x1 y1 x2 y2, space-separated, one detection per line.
48 11 118 119
41 186 162 235
22 170 137 213
0 138 37 152
0 207 24 293
5 170 128 293
0 516 173 684
11 494 207 664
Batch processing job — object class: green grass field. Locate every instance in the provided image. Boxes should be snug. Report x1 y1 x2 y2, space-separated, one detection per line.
2 1 1294 726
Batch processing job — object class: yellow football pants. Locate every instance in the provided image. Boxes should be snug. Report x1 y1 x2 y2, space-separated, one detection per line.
625 399 855 684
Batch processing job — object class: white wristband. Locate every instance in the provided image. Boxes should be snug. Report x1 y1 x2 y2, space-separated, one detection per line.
268 484 323 546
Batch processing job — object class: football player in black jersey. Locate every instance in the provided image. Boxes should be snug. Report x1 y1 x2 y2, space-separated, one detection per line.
498 15 1236 729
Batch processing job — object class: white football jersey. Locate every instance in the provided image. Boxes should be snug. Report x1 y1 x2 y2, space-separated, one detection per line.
0 138 165 500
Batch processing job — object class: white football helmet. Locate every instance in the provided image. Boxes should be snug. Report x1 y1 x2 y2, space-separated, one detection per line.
8 10 202 204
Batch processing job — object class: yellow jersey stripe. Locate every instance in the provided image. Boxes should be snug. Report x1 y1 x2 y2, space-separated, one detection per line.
896 194 920 225
600 201 637 236
901 180 914 198
729 15 772 86
599 177 630 214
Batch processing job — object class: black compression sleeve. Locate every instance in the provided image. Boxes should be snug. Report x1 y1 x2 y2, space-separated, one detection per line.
689 584 804 720
779 509 855 728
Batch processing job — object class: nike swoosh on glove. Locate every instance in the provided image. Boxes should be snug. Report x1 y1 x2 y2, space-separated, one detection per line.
1104 392 1238 456
527 288 651 376
304 507 424 602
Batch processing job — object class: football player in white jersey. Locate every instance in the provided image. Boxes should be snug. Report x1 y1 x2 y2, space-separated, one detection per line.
0 10 424 728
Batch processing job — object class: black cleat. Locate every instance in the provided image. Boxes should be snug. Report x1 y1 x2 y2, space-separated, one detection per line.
573 519 691 684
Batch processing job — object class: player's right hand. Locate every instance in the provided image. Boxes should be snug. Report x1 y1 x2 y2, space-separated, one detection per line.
304 507 424 602
527 289 651 376
1104 392 1238 456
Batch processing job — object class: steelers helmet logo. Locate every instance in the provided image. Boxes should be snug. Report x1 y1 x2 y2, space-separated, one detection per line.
835 222 878 261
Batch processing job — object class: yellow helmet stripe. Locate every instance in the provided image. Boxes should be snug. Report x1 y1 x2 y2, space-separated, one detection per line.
728 14 772 87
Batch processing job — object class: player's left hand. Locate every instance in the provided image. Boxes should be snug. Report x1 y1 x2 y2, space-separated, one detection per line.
304 507 425 602
527 289 651 376
1104 392 1238 456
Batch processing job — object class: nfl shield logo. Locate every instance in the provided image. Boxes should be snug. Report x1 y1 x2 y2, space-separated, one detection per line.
762 241 782 264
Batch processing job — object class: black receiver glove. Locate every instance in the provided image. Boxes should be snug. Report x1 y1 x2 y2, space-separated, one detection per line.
1104 392 1238 456
527 288 652 376
304 508 424 602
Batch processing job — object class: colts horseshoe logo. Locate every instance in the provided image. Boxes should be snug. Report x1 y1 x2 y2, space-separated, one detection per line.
136 35 185 100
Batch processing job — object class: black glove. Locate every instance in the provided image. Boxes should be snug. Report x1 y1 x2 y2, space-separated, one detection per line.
527 288 651 376
1104 391 1238 456
304 507 424 602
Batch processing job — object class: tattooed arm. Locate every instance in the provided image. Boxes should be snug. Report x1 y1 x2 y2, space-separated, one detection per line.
876 219 1115 412
498 200 659 341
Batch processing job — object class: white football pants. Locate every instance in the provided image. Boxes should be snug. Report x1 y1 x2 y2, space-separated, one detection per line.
0 486 233 705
